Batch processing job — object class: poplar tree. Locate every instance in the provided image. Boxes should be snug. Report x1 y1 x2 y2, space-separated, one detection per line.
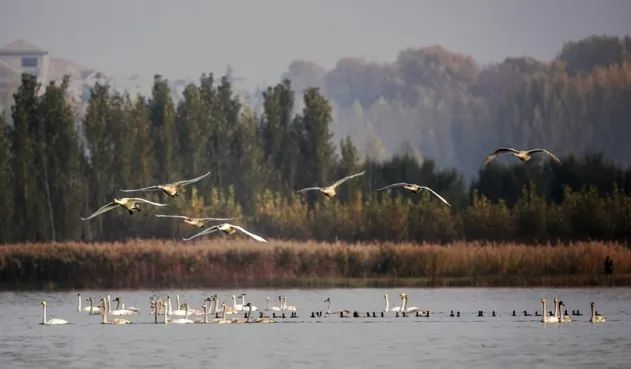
0 114 12 242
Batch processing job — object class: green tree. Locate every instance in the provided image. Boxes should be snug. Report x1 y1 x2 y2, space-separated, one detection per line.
299 88 335 188
11 74 47 241
150 75 179 182
0 114 13 242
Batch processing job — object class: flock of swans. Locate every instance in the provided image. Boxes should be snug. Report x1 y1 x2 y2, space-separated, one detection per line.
78 146 560 242
40 291 606 326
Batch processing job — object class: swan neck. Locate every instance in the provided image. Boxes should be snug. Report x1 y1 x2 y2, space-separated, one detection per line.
176 295 180 308
327 299 331 314
107 295 112 312
541 300 546 322
77 294 81 312
42 304 46 324
384 294 389 312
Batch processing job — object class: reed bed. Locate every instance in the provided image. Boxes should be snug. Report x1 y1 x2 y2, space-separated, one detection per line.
1 240 629 289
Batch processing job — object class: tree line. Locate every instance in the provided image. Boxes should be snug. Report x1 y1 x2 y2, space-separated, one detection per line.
285 35 631 179
2 58 631 244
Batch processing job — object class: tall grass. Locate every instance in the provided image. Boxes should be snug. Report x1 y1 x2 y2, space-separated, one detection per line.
1 240 629 289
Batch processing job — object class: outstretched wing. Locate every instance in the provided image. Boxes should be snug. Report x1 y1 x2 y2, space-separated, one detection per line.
155 214 190 220
376 183 409 191
527 149 561 164
81 202 118 221
198 217 238 221
119 185 160 193
128 198 168 207
182 225 220 241
296 187 322 193
419 187 451 207
484 148 519 165
173 171 212 187
331 171 366 189
234 226 268 242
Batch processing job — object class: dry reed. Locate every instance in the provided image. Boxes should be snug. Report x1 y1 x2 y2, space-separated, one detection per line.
1 240 629 289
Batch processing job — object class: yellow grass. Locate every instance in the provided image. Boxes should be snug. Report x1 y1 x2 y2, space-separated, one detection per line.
0 240 629 289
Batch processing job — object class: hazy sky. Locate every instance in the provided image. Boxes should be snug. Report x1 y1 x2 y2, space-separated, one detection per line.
1 0 630 89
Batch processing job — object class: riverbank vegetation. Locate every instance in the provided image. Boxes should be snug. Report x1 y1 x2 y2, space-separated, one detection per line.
1 240 628 289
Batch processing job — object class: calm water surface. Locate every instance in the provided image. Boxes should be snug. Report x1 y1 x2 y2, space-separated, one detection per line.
1 288 629 369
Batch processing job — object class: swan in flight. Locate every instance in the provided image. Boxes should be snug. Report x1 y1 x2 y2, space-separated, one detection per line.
376 183 451 207
40 301 69 325
589 302 606 323
484 148 561 165
183 223 267 242
540 298 559 323
155 214 236 228
81 198 166 220
120 171 211 197
98 299 132 324
296 171 366 198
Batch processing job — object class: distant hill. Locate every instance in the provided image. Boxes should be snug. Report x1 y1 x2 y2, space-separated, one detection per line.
284 35 631 179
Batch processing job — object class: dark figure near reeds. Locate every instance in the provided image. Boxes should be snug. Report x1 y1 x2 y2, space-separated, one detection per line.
604 256 614 275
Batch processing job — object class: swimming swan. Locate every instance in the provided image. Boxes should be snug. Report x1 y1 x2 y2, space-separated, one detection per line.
484 148 561 166
296 171 366 198
183 223 267 242
540 298 559 323
155 214 236 228
169 304 194 324
120 171 211 197
376 183 451 207
81 198 166 220
99 299 132 324
589 302 606 323
77 293 101 313
41 301 69 325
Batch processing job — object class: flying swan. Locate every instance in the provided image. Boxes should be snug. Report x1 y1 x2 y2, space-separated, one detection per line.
296 171 366 198
81 198 166 220
120 171 211 197
155 214 236 228
376 183 451 207
484 148 561 166
183 223 267 242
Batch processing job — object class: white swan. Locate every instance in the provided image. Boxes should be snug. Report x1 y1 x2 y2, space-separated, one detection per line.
401 293 428 314
484 148 561 165
389 293 405 312
170 304 194 324
120 171 211 197
323 297 351 316
557 299 572 323
81 198 167 220
376 183 451 207
183 223 267 242
231 294 244 312
41 301 69 325
155 214 236 228
264 296 282 312
211 304 233 324
111 297 139 316
296 171 365 198
540 298 559 323
240 294 258 311
589 302 607 323
77 293 101 313
99 299 132 324
245 303 275 324
281 296 298 312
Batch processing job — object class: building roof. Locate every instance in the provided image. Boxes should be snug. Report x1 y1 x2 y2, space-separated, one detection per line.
0 40 47 55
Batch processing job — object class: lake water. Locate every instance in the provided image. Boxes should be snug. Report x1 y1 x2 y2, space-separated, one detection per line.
1 288 629 369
